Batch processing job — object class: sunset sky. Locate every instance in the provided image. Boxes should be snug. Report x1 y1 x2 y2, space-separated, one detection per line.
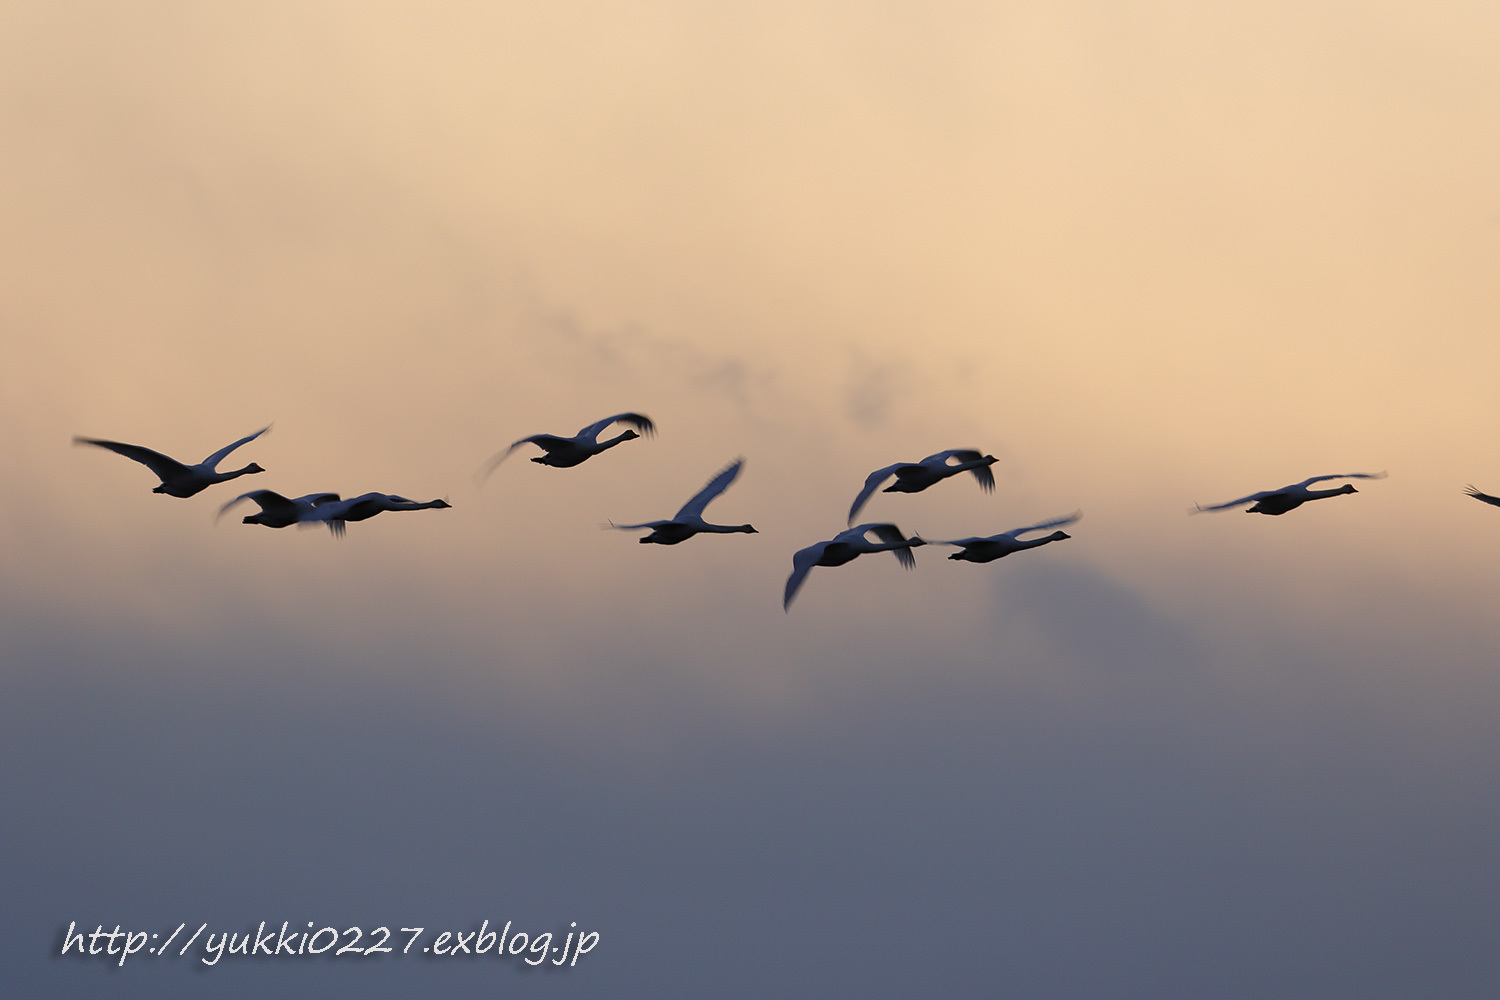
4 2 1499 997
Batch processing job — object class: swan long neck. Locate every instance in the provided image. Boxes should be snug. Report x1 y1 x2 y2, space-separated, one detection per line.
594 431 635 452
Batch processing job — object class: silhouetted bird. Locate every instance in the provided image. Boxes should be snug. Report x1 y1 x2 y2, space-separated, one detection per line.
1192 472 1387 516
848 449 997 524
74 425 270 497
927 511 1080 562
608 458 756 544
784 523 925 610
310 493 453 537
479 413 655 480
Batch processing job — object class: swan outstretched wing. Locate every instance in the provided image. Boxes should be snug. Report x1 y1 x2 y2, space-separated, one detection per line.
217 490 273 522
217 489 292 522
923 449 983 466
783 541 830 610
477 435 568 483
73 436 189 481
1464 485 1500 507
847 463 904 524
605 519 666 532
332 495 387 521
922 449 995 491
1005 510 1082 538
200 425 271 469
1296 472 1388 489
1192 490 1276 513
577 412 656 443
863 523 919 569
301 493 341 507
675 458 744 520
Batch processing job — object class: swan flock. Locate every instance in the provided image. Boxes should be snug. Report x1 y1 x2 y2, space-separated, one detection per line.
77 412 1478 611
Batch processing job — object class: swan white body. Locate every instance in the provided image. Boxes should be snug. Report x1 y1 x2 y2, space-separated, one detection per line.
480 412 655 480
1193 472 1387 516
609 458 756 544
929 512 1081 562
218 489 341 528
74 425 270 497
784 523 925 610
847 449 997 524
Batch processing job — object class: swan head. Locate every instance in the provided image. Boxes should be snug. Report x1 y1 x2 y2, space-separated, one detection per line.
908 536 927 547
1341 484 1358 494
433 499 453 508
248 463 265 473
619 429 640 441
739 524 758 534
1051 531 1071 541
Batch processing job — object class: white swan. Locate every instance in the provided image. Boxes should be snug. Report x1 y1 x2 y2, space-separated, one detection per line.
1464 485 1500 508
479 413 655 481
928 511 1081 562
847 449 997 524
74 425 270 497
309 493 453 537
1192 472 1387 516
784 523 925 610
608 458 756 545
218 490 341 528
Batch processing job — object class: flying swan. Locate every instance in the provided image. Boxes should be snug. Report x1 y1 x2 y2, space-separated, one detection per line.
1192 473 1387 516
784 523 925 610
847 449 997 524
308 493 453 537
478 412 655 481
74 425 270 497
927 511 1081 562
608 458 756 544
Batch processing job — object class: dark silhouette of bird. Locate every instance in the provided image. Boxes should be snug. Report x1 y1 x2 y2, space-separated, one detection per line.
927 511 1080 562
479 413 655 481
310 493 453 537
784 523 925 610
848 449 997 524
1192 472 1387 516
608 458 756 544
74 425 270 497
